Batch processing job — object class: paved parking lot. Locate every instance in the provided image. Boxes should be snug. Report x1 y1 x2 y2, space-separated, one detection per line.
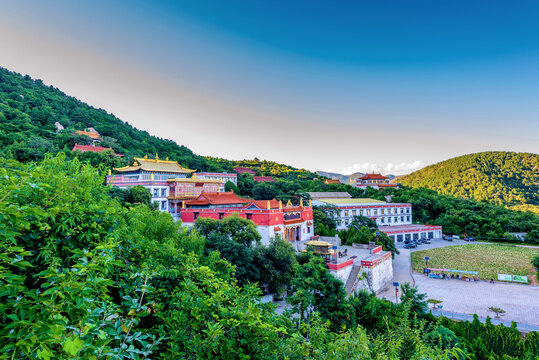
380 238 539 327
414 273 539 326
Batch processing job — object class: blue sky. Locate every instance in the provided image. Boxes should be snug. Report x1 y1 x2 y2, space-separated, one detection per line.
1 0 538 174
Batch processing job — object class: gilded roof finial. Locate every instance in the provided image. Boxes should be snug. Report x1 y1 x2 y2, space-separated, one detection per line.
286 200 292 207
166 157 169 161
309 199 312 207
108 169 111 176
155 153 158 160
267 200 270 210
279 200 283 209
144 154 148 159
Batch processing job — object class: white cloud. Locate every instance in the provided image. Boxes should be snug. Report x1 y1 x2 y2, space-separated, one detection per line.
341 160 425 176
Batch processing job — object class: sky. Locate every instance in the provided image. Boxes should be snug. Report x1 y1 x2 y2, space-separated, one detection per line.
1 0 538 175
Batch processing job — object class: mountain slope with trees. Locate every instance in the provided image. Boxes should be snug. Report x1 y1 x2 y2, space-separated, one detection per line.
400 151 539 214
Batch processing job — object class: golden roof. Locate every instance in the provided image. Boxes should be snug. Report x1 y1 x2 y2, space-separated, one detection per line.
114 157 195 174
304 240 333 247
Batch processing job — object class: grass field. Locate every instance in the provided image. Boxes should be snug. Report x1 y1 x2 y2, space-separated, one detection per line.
411 244 539 283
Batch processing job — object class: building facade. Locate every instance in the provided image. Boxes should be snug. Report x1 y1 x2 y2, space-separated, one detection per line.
196 172 238 188
106 156 195 211
354 173 398 190
180 192 314 245
312 198 413 229
312 197 442 242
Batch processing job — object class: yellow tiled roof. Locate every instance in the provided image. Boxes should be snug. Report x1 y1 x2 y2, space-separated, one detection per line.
115 157 195 173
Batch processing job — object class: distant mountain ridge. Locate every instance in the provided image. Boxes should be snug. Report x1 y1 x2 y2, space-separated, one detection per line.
400 151 539 214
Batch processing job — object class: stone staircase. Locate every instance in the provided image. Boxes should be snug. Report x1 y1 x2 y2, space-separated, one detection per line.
345 265 362 295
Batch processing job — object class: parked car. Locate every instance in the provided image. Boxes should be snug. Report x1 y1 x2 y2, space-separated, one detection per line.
442 236 453 241
453 235 460 240
424 239 431 244
464 236 476 242
404 239 411 244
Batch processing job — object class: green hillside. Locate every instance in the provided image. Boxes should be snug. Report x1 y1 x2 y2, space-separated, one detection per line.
400 152 539 214
1 67 538 242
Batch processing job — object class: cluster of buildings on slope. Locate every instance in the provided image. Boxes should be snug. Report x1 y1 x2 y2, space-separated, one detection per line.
106 156 312 244
105 155 441 295
70 128 124 157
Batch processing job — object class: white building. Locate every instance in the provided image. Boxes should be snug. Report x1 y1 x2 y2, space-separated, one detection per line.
196 172 238 191
312 198 412 229
312 197 442 243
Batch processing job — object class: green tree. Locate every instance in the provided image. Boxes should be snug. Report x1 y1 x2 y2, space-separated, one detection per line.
400 283 428 316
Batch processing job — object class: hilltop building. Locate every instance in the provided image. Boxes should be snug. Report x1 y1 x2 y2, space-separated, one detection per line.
354 173 398 190
324 179 341 185
106 155 196 211
180 192 314 245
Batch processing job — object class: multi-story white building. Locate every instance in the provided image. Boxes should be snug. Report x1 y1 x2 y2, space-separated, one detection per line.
311 198 412 229
312 196 442 242
107 155 195 212
196 172 238 190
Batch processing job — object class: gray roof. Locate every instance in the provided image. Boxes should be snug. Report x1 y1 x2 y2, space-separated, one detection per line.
308 191 351 200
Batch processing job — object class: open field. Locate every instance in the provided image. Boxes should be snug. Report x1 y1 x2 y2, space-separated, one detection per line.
411 244 539 282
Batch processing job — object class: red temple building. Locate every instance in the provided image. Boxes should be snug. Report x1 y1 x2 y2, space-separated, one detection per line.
234 167 257 175
180 192 314 245
354 173 398 190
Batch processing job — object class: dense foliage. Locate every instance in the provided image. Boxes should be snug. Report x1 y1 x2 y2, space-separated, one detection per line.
400 152 539 214
1 66 538 359
1 155 481 359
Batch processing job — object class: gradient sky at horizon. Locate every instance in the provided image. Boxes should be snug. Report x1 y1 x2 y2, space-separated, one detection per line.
1 0 538 174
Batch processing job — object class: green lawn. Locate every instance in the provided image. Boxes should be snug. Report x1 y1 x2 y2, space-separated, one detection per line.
411 244 539 282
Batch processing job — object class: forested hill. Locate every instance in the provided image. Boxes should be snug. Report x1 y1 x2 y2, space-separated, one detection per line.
400 152 539 213
0 67 314 176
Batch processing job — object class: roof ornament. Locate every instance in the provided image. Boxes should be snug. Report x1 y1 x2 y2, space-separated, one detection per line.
279 200 283 209
286 200 292 207
300 198 303 207
156 153 158 160
309 199 312 207
144 155 148 159
108 169 111 176
267 200 270 210
166 157 169 161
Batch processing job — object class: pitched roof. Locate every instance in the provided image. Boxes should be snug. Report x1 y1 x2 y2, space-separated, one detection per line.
72 144 123 157
74 130 101 139
358 173 388 180
248 199 281 209
114 157 195 174
186 192 250 206
324 179 341 184
308 192 351 200
234 167 257 175
253 176 275 183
